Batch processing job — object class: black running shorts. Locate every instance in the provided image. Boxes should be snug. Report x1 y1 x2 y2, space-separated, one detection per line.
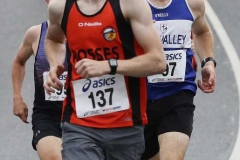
142 90 195 160
31 107 62 150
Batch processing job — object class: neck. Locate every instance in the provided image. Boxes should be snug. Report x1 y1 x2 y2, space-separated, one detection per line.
149 0 170 7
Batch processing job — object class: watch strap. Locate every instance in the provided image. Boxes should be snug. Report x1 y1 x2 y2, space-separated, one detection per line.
108 59 118 75
201 57 217 68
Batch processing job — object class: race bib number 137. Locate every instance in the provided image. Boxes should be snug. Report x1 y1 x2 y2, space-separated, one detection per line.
72 74 129 118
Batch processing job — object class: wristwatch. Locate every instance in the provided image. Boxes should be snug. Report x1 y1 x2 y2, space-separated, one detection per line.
108 59 118 75
201 57 217 68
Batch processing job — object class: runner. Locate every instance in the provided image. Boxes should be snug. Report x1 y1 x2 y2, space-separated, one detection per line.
12 1 67 159
142 0 217 159
43 0 166 159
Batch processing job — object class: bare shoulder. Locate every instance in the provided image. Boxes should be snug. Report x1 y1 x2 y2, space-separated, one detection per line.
187 0 205 18
23 24 41 45
120 0 152 20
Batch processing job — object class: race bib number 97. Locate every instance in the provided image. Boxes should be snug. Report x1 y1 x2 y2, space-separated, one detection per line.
72 74 129 118
43 71 67 101
147 50 186 83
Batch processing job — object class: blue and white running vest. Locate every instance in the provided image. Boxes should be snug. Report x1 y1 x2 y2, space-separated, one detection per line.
147 0 197 100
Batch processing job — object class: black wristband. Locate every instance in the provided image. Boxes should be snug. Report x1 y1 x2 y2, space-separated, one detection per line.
108 59 118 75
201 57 217 68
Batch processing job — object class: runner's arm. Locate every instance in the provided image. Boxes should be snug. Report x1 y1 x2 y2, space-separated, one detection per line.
189 0 216 93
45 0 66 68
12 25 39 123
116 0 166 77
190 0 214 65
12 26 38 100
44 0 66 93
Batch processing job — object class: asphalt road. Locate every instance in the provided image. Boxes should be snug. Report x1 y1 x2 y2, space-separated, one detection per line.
0 0 239 160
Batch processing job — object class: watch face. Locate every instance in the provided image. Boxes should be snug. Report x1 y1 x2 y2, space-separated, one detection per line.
110 59 117 66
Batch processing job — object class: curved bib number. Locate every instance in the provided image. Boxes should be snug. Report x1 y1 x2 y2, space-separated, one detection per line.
147 50 186 83
43 71 67 101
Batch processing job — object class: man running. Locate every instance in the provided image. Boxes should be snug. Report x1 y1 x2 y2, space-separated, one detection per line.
43 0 166 159
142 0 216 159
12 0 67 159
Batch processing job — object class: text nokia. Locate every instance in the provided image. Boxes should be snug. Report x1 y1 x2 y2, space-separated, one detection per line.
78 22 102 27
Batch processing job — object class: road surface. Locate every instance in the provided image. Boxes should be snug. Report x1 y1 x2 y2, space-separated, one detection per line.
0 0 239 160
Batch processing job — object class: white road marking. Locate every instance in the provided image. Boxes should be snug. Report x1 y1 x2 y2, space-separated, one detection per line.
205 1 240 160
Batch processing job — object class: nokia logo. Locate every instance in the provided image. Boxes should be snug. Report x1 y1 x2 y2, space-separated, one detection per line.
78 22 102 27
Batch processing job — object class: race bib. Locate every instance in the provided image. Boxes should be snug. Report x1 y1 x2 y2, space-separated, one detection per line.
147 50 186 83
43 71 67 101
72 74 129 118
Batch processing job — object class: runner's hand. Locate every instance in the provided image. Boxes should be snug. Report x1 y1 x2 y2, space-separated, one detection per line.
198 63 216 93
13 97 29 123
43 64 65 95
75 59 110 79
